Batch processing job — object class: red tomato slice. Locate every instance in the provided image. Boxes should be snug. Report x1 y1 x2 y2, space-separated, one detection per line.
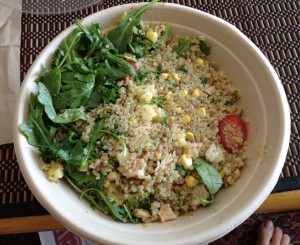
218 114 247 153
127 60 138 80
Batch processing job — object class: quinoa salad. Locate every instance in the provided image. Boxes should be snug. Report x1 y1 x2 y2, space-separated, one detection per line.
20 0 248 223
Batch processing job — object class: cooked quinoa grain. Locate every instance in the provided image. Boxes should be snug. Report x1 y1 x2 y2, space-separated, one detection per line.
81 24 248 222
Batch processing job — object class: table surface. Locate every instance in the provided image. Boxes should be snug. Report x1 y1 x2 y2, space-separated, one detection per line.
0 0 299 235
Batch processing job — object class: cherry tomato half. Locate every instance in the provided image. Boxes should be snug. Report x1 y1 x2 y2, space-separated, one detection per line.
218 114 247 153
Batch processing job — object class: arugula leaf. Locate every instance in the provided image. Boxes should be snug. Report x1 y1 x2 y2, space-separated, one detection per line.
194 158 223 195
58 29 83 68
37 82 57 121
104 51 136 81
37 82 88 123
174 37 190 56
55 74 95 110
19 94 56 147
107 0 159 54
41 67 61 97
54 108 88 123
81 120 105 167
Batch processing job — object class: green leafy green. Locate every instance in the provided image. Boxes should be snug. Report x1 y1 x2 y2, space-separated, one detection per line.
200 40 211 55
174 37 190 56
54 74 95 110
194 158 223 195
107 0 159 54
176 64 188 73
160 23 170 45
41 67 61 97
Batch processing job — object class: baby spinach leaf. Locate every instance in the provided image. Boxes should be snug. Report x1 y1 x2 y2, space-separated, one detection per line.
107 0 159 54
174 37 190 56
194 158 223 195
200 194 215 206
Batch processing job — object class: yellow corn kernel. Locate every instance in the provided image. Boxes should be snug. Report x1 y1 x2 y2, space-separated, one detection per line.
179 89 188 98
191 88 201 98
161 73 170 79
104 180 110 188
172 73 181 82
198 107 207 117
195 58 204 65
186 132 195 141
182 115 191 124
146 30 158 43
186 175 199 188
180 154 193 170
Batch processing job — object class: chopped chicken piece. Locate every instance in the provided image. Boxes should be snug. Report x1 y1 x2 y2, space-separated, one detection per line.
159 204 177 222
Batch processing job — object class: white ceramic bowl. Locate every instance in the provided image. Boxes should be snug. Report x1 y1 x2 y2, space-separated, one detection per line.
14 3 290 245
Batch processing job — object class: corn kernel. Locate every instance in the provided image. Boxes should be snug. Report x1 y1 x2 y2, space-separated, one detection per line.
182 115 191 124
185 175 199 187
180 154 193 170
104 180 110 188
179 89 188 98
186 132 195 141
195 58 204 65
161 73 170 79
198 107 207 117
146 30 158 43
172 73 181 82
191 88 201 98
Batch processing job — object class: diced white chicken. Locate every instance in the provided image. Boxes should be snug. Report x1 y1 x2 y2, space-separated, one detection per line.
134 209 151 219
140 91 153 103
138 104 158 122
205 143 224 164
159 204 177 222
119 158 147 179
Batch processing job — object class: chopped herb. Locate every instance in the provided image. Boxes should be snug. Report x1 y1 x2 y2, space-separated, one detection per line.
174 37 190 56
176 65 188 73
200 40 211 55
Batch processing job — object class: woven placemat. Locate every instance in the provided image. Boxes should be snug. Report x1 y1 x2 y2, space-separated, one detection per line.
0 0 299 218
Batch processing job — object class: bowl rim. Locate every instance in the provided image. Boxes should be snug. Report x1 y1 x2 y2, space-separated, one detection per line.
13 2 291 244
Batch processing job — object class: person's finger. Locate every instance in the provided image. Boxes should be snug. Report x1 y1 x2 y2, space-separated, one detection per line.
256 220 274 245
280 233 291 245
270 227 283 245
